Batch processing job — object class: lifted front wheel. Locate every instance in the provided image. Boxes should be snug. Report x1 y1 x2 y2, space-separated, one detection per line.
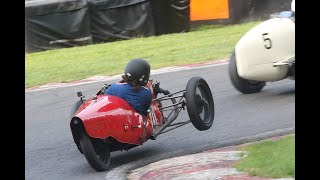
185 77 215 131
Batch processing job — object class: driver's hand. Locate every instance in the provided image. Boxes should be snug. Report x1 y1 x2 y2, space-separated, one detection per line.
162 89 170 95
152 82 170 95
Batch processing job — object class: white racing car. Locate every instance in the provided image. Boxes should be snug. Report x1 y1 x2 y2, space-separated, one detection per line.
229 0 295 94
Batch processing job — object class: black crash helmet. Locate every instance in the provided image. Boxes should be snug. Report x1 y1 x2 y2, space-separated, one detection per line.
124 59 151 85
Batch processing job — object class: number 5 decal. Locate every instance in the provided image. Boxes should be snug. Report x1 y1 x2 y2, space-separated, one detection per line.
262 33 272 49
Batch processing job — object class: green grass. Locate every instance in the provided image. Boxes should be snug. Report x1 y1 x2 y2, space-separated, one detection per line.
235 134 295 178
25 21 261 88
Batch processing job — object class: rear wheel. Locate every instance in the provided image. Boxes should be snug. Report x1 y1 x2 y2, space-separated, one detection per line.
79 133 110 171
229 51 265 94
185 77 215 131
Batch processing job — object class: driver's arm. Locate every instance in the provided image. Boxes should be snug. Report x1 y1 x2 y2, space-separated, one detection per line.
143 89 152 115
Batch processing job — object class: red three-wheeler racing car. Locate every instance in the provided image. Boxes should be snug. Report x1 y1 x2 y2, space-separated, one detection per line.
69 76 215 171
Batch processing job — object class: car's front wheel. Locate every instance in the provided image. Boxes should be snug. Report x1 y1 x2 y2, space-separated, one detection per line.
185 77 215 131
229 51 266 94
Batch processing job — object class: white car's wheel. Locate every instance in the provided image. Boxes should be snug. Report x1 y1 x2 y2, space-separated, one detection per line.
229 51 266 94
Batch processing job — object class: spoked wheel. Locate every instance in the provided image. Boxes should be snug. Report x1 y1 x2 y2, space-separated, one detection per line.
79 133 110 171
185 77 215 131
229 51 266 94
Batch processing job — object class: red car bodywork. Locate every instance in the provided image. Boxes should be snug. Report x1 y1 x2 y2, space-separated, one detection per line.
74 82 164 145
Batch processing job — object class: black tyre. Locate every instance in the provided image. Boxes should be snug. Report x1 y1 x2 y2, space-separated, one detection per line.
229 51 266 94
79 133 110 171
70 100 84 119
185 77 215 131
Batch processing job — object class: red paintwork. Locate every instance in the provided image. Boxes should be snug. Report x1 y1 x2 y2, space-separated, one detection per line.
74 82 164 145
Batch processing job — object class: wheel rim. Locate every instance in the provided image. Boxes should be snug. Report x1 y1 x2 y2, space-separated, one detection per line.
195 83 211 124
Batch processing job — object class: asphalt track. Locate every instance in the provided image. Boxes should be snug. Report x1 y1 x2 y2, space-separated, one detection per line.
25 62 295 180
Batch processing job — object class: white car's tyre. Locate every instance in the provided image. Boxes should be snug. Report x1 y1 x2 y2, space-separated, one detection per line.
229 51 266 94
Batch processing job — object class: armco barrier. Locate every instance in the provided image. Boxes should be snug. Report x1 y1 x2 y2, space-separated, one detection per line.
25 0 92 53
150 0 190 35
87 0 155 43
25 0 190 53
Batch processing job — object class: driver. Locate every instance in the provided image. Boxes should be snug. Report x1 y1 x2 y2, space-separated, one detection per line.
104 58 152 116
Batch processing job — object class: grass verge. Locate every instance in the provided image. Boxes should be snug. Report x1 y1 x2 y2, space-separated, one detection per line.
235 134 295 178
